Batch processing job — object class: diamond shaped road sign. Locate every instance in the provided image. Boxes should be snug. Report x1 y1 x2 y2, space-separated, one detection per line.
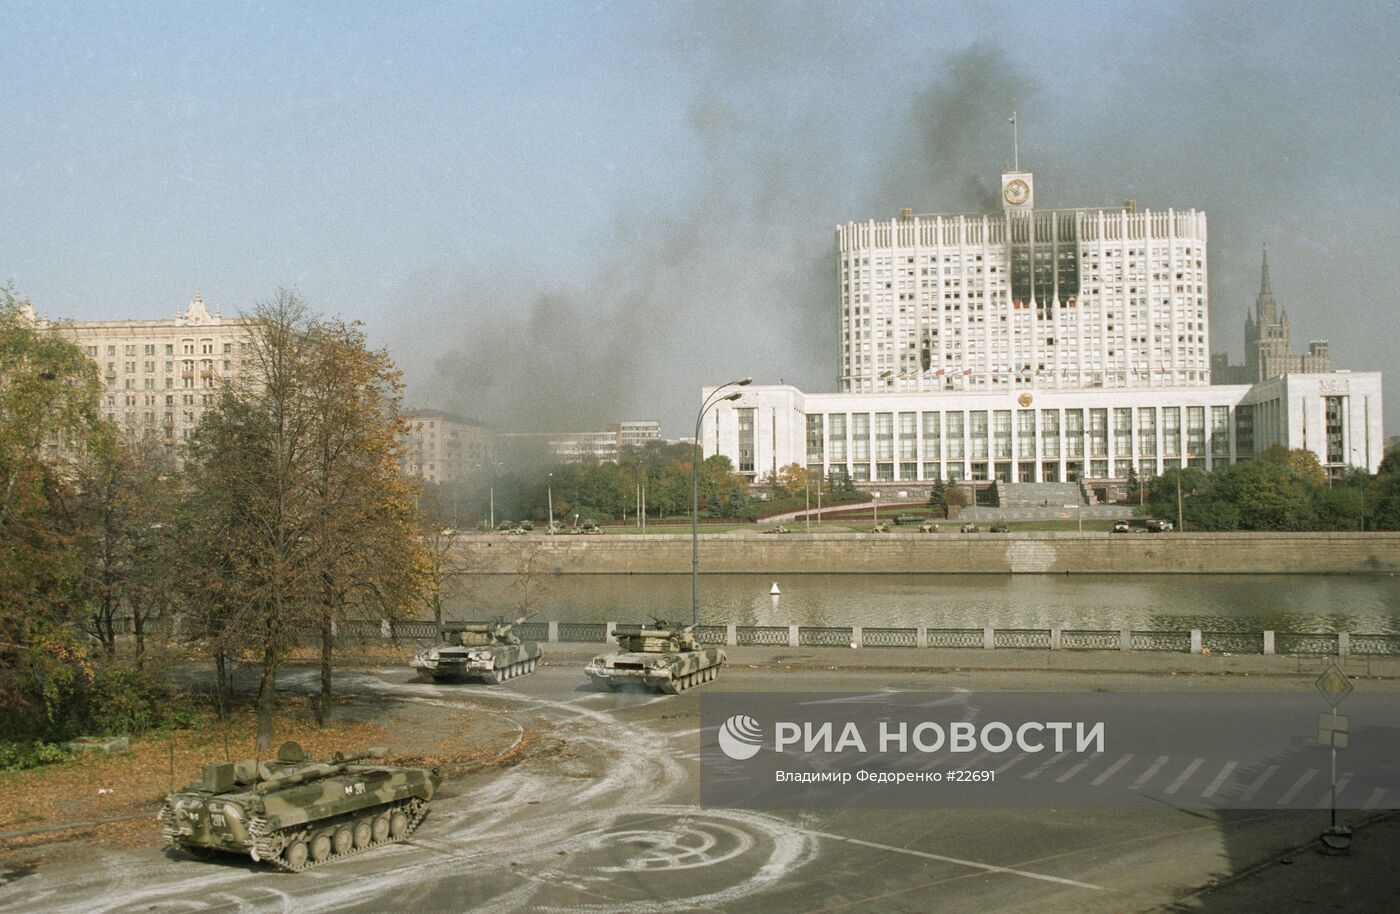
1315 663 1354 708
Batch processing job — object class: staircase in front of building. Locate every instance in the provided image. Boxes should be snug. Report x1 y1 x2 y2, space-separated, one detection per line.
1000 482 1085 508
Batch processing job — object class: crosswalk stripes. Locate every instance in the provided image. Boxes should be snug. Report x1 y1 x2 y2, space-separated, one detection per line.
1165 758 1204 795
993 752 1029 775
1056 753 1103 783
1238 764 1278 803
1201 761 1237 799
1277 769 1318 805
1090 754 1134 786
1022 751 1069 780
1316 774 1351 808
1130 756 1170 790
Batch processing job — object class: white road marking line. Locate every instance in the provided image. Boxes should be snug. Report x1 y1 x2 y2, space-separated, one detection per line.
668 725 720 739
804 830 1105 891
1201 761 1237 799
993 752 1028 775
1130 756 1170 790
1277 769 1318 805
1090 754 1134 787
1056 753 1103 783
1316 775 1351 808
1238 765 1278 803
1022 751 1069 780
1363 788 1387 809
1165 758 1203 795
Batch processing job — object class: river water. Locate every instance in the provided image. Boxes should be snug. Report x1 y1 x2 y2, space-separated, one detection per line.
447 573 1400 634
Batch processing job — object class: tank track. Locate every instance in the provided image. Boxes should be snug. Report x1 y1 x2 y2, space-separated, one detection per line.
658 663 722 694
482 656 538 684
252 797 430 872
163 798 429 872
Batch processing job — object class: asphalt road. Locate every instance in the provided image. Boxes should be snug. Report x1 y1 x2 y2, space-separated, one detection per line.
1 658 1394 914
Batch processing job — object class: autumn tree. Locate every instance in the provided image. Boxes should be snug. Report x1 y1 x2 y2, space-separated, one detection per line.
302 318 424 723
0 290 105 736
74 435 176 658
182 295 322 742
185 297 428 732
1259 445 1327 487
771 463 809 498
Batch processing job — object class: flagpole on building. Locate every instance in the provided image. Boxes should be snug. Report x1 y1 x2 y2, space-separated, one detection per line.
1010 111 1018 170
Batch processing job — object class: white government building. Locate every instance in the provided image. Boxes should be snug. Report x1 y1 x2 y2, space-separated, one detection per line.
704 169 1383 493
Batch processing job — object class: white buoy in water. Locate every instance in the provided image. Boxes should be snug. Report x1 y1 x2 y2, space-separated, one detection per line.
770 581 781 595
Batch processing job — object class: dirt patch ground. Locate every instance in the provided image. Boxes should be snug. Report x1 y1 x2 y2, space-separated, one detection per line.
0 681 531 859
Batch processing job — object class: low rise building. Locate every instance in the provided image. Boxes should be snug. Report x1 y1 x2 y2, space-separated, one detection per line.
702 373 1384 492
496 420 662 464
401 409 496 484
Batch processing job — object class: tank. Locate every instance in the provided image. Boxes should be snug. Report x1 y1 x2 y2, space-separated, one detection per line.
411 615 542 683
158 740 439 871
584 618 726 694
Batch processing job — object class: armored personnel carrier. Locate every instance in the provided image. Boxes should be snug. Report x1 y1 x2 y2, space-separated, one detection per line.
585 618 725 694
158 740 438 871
411 615 541 683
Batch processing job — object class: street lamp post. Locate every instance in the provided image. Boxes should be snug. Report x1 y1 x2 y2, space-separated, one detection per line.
872 490 880 526
805 474 811 534
547 472 554 534
475 462 503 529
1176 472 1185 532
1352 447 1366 531
693 377 752 626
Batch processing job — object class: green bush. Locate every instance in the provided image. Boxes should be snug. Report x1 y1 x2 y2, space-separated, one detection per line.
84 663 181 736
0 739 70 772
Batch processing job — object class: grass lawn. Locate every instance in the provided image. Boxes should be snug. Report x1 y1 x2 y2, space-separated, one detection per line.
596 518 1120 534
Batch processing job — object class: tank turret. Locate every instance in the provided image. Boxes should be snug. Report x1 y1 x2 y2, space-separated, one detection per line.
410 614 541 683
585 617 725 694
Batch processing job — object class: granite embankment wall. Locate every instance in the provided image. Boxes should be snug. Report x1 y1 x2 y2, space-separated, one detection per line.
454 532 1400 575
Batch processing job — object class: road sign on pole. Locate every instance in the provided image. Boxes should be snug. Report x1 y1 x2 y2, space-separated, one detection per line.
1314 662 1354 852
1314 663 1353 708
1318 712 1349 749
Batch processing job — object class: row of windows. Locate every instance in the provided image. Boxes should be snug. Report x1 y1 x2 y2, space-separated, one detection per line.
84 340 241 357
806 406 1239 465
103 359 235 374
819 456 1213 484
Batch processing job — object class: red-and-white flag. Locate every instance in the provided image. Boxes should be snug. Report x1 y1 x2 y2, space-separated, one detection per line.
962 367 974 376
934 368 945 377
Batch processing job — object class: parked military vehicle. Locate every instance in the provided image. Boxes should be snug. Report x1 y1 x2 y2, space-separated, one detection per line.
159 740 438 871
585 618 725 694
411 615 541 683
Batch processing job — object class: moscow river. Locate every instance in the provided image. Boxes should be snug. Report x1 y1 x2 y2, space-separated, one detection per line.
449 573 1400 634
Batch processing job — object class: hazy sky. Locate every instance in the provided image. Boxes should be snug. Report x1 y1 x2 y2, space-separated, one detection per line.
4 1 1397 435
